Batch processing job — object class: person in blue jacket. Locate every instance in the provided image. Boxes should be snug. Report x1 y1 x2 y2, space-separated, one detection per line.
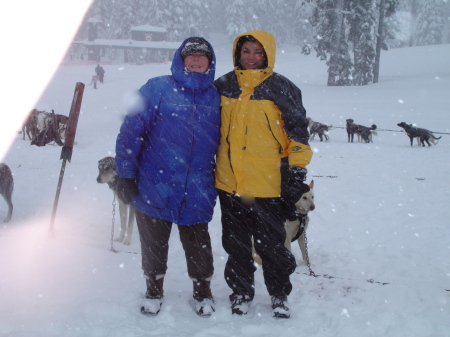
115 37 220 317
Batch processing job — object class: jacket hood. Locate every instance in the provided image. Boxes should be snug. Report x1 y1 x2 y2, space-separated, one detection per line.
233 30 276 70
171 37 216 91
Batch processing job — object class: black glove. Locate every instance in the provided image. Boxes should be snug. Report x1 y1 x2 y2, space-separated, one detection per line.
283 201 298 222
116 177 139 204
281 166 310 204
281 166 309 221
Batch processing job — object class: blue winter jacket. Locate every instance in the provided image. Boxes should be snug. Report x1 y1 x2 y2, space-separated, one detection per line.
115 38 220 226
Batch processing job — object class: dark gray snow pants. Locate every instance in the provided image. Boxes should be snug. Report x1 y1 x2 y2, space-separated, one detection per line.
135 210 214 281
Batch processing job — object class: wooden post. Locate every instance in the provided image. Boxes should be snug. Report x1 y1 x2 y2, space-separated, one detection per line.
49 82 85 235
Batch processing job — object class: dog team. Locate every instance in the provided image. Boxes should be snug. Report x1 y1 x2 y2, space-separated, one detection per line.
307 116 441 146
2 30 444 321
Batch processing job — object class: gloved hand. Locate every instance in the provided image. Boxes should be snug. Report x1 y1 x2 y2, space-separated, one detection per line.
283 201 298 222
116 177 139 204
281 166 310 205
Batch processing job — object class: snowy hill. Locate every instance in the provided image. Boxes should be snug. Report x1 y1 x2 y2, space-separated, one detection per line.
1 42 449 337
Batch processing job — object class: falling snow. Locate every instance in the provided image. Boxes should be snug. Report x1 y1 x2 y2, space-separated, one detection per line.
0 35 449 337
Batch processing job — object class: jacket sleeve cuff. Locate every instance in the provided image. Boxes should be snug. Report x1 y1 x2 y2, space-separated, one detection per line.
287 142 313 167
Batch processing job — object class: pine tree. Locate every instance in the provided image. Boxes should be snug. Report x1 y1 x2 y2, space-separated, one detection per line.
310 0 353 86
182 0 210 38
136 0 168 27
293 1 315 47
445 1 450 43
166 0 184 40
335 33 354 86
348 0 377 85
255 0 292 43
224 0 260 38
408 0 419 46
373 0 398 83
416 0 445 46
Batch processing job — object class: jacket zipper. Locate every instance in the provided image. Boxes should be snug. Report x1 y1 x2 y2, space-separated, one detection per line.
180 90 198 216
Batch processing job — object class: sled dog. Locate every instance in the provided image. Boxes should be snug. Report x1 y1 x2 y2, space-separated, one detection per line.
96 156 135 245
253 180 315 266
346 119 377 143
397 122 441 147
307 117 333 142
0 163 14 223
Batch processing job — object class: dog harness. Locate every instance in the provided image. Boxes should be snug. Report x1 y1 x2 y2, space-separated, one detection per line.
291 213 307 242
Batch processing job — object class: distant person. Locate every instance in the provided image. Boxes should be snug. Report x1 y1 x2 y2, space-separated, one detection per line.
214 30 313 319
115 37 220 317
95 64 105 83
89 74 98 89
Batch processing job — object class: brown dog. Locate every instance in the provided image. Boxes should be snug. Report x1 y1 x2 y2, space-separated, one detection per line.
0 163 14 223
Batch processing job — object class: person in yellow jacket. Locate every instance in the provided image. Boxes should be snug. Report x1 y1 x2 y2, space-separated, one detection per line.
214 30 313 319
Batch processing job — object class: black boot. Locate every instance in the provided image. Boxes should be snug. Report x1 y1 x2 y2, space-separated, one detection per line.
193 279 215 317
141 276 164 315
271 295 290 318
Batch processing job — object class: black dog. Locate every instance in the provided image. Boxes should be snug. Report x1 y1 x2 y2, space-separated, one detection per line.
397 122 441 147
346 119 377 143
0 163 14 222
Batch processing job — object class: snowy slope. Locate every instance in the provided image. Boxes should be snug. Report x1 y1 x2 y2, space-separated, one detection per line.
1 40 449 337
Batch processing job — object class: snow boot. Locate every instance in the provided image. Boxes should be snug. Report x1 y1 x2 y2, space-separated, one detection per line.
271 295 290 319
193 279 215 317
230 293 252 315
141 276 164 315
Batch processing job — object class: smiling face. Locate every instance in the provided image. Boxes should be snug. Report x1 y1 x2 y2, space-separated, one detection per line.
183 52 210 73
239 41 266 70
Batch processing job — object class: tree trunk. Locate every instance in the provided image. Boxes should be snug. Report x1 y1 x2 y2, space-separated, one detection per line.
409 0 418 47
373 0 385 84
327 0 344 86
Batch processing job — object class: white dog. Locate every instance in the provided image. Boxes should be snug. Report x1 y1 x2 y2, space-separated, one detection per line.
284 180 315 264
253 180 315 266
96 156 135 245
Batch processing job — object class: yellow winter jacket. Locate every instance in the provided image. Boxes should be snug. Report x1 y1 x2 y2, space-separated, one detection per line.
214 30 313 198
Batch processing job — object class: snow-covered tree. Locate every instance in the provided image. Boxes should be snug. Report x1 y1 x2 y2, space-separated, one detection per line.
177 0 213 39
84 0 138 39
416 0 445 46
310 0 353 86
373 0 399 83
293 0 316 46
348 0 377 85
408 0 419 46
445 1 450 43
224 0 261 38
254 0 293 43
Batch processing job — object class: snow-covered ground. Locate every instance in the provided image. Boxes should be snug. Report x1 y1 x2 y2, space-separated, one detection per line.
1 37 449 336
